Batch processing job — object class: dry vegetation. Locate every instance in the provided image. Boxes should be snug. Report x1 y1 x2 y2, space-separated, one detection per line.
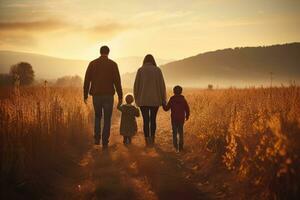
182 86 300 199
0 86 92 197
1 86 299 199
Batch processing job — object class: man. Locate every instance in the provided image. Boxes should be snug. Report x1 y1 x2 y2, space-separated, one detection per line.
84 46 123 149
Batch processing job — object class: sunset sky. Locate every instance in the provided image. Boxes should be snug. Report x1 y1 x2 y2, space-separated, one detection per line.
0 0 299 60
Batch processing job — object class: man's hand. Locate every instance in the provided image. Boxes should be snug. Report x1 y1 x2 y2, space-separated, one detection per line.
84 98 88 105
118 97 123 105
186 115 189 121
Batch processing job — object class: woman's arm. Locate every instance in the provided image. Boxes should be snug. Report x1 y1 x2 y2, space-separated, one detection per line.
158 69 167 105
133 69 141 103
163 98 171 111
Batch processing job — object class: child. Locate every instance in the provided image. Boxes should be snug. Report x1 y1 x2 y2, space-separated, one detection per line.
117 94 140 145
163 85 190 152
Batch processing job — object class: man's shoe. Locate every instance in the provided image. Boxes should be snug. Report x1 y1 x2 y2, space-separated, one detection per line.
94 140 100 145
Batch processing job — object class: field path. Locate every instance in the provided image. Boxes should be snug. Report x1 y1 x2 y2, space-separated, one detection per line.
57 120 222 200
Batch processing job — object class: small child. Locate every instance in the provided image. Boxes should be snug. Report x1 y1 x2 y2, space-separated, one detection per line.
117 94 140 145
163 85 190 152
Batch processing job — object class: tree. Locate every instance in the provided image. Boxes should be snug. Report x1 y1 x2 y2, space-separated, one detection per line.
9 62 34 85
208 84 213 90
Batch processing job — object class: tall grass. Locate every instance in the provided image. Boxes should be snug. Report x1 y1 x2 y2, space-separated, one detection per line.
1 86 299 199
0 86 92 193
185 86 300 199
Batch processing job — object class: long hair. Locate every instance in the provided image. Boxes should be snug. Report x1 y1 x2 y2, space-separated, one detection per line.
143 54 157 66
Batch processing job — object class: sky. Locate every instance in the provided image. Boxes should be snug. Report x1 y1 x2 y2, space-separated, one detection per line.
0 0 299 60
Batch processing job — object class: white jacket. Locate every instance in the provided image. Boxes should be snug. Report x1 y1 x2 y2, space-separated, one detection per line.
133 63 166 107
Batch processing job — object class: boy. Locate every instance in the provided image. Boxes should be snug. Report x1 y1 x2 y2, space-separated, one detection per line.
117 94 140 145
163 85 190 152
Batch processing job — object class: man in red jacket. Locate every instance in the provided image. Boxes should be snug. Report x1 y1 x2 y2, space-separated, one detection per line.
83 46 123 149
163 85 190 152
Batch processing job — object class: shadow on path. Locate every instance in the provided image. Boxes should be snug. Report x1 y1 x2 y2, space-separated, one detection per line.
59 123 216 200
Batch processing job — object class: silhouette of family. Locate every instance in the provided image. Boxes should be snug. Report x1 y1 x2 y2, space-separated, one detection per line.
84 46 190 152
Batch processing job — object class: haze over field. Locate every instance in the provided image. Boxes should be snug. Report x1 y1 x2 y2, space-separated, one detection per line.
0 51 171 78
1 43 299 87
151 43 300 87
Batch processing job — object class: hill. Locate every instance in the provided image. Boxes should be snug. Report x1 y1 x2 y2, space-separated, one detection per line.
0 51 171 79
0 51 88 80
123 43 300 87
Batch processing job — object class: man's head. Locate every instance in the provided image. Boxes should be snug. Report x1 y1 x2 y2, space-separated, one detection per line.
125 94 134 104
173 85 183 95
100 46 110 56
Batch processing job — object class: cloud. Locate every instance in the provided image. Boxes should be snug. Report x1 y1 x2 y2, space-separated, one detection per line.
2 3 32 8
90 23 127 34
0 19 130 48
0 19 67 32
85 22 129 39
0 32 36 46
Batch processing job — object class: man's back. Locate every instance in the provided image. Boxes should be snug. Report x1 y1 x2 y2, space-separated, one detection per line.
83 56 122 99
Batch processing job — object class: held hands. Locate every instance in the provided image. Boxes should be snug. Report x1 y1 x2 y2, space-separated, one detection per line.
162 100 167 111
118 97 123 106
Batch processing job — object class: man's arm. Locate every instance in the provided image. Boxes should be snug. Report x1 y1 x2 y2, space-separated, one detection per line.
117 102 122 111
184 98 190 120
113 63 123 102
83 62 92 102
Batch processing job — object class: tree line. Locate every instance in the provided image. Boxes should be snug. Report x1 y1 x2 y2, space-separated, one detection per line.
0 62 82 87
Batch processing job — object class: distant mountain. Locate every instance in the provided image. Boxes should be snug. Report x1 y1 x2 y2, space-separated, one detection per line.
0 51 88 80
123 43 300 87
1 43 299 87
0 51 172 79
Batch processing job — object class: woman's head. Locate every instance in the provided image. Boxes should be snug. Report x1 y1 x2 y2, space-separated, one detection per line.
143 54 157 66
125 94 134 104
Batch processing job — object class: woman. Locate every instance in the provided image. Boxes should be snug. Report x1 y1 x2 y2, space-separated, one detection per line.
134 54 166 146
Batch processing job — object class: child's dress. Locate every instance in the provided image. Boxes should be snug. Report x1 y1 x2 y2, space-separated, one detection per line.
117 104 140 137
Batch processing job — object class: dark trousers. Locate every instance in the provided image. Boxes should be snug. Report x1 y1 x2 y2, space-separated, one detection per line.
172 121 184 150
92 95 114 145
140 106 159 139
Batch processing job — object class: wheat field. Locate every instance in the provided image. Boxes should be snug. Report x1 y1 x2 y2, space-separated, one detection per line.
0 86 299 199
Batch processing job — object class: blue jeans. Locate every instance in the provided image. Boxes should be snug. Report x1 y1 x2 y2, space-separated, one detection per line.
92 95 114 145
172 122 184 150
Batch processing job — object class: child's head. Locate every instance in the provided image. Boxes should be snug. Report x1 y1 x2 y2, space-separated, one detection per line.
125 94 134 104
173 85 183 95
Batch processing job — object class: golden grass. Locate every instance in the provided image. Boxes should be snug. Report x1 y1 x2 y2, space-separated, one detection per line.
0 86 92 186
182 87 300 199
0 86 299 199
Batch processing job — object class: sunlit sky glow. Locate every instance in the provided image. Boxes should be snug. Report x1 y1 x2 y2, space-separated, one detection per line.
0 0 299 60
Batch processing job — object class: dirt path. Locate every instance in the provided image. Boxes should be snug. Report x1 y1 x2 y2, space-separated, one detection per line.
57 121 222 200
